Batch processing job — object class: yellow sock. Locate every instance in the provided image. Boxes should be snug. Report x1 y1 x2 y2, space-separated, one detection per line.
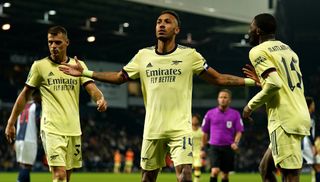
194 169 201 177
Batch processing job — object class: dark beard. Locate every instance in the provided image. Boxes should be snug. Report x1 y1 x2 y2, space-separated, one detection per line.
157 36 169 42
249 36 259 46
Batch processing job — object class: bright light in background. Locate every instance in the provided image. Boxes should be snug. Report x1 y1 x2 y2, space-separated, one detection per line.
87 36 95 42
244 34 249 39
203 7 215 13
48 10 56 15
90 17 98 22
2 23 10 30
3 2 11 8
123 22 129 28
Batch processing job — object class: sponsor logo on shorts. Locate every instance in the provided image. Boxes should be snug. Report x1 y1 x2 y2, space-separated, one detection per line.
50 154 59 161
141 157 148 162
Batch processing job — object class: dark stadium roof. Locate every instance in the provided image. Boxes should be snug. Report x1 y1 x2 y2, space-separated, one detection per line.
0 0 319 66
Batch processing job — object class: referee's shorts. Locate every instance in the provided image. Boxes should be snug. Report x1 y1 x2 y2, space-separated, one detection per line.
209 145 235 172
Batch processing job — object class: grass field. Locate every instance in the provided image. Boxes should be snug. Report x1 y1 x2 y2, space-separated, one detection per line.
0 172 312 182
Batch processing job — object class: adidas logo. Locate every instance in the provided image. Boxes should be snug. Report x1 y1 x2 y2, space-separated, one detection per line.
48 72 54 76
146 62 153 68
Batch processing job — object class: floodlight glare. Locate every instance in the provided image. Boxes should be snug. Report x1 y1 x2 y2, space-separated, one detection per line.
2 23 10 30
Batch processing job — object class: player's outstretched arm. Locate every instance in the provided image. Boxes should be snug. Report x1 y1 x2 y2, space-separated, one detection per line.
5 86 34 144
242 64 261 86
59 56 128 84
200 67 256 86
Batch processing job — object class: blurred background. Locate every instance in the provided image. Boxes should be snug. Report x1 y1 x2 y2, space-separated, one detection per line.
0 0 319 173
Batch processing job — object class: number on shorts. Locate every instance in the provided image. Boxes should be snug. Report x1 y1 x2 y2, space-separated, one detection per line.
182 137 193 149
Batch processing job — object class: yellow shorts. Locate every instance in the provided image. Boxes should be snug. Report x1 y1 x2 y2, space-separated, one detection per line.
270 126 304 169
125 161 133 167
41 130 82 170
140 134 193 170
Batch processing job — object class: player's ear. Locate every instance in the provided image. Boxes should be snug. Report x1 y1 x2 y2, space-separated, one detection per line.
175 27 180 35
256 28 262 35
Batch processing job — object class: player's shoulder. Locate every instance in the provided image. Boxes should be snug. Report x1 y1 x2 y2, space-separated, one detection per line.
249 44 270 62
36 56 50 62
249 44 265 55
31 57 51 67
176 44 197 53
177 44 192 50
140 46 156 53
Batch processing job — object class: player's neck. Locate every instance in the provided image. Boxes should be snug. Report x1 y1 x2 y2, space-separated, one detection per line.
50 54 68 64
156 39 176 54
260 34 276 44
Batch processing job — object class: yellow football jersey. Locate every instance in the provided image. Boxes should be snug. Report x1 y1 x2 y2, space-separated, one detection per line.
249 40 310 135
26 57 93 136
123 45 206 139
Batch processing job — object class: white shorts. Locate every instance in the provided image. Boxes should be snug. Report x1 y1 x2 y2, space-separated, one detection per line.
302 136 320 164
15 140 37 165
302 136 314 164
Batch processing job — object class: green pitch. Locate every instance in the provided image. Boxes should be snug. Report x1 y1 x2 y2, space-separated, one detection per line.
0 172 312 182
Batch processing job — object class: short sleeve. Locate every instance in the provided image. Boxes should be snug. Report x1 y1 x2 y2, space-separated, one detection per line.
26 61 42 88
191 50 206 75
123 51 141 79
249 48 275 77
201 112 210 134
234 111 244 132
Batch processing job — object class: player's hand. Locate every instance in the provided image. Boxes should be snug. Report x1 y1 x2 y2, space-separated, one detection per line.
200 150 206 158
242 64 261 87
231 143 239 151
5 123 16 144
312 146 317 155
242 105 254 123
58 56 84 77
96 98 107 112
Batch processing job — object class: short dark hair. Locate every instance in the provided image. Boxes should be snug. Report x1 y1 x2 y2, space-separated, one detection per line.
254 13 276 34
160 10 181 27
306 96 314 108
48 25 68 39
219 89 232 98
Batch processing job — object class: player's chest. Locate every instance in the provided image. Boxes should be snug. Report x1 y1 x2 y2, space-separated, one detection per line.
41 67 79 87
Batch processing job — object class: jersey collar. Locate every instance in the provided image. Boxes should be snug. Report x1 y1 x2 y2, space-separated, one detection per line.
155 44 178 55
48 56 70 64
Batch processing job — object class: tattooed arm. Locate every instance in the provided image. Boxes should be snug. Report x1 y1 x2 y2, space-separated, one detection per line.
199 67 254 86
